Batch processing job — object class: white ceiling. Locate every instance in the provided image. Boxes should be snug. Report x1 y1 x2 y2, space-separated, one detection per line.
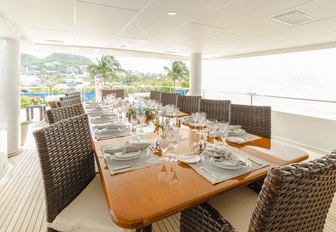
1 0 336 59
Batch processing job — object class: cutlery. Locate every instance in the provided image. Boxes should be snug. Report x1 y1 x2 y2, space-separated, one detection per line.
200 166 219 180
248 157 263 166
113 165 132 171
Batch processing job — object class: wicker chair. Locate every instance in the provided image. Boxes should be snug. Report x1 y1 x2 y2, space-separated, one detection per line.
56 98 82 107
161 92 178 106
230 104 271 138
65 91 81 97
177 95 201 114
100 89 125 101
199 99 231 122
45 103 85 124
149 90 162 102
33 115 137 232
59 94 81 101
180 154 336 232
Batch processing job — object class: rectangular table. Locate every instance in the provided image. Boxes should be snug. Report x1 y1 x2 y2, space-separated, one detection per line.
93 127 308 229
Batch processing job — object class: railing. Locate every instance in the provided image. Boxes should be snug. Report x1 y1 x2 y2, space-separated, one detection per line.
202 89 336 120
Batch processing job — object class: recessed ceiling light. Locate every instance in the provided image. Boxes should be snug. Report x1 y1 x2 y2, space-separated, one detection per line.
168 11 177 16
140 30 148 34
121 45 127 48
272 11 313 25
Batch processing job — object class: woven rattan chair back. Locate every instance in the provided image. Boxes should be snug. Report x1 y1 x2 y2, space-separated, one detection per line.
230 104 271 138
59 95 81 101
102 89 125 100
199 99 230 122
180 154 336 232
65 91 81 97
177 95 201 114
46 103 85 124
149 90 162 102
161 92 178 106
56 98 82 107
33 115 95 231
249 154 336 232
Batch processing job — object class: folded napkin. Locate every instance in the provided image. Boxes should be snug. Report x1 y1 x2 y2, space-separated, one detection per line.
104 142 152 155
228 128 246 136
94 123 124 130
203 147 228 158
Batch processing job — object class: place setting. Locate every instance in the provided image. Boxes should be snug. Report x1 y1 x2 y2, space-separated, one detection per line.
92 122 131 140
89 113 118 124
102 140 161 175
226 125 261 144
182 146 268 184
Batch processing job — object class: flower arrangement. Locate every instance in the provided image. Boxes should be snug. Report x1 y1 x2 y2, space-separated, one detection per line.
31 96 42 104
126 105 155 121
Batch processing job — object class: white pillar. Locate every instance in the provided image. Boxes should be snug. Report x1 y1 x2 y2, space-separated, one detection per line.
0 37 21 155
189 53 202 96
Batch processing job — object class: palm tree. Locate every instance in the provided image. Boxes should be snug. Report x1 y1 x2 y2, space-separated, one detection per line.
164 61 189 87
87 55 123 86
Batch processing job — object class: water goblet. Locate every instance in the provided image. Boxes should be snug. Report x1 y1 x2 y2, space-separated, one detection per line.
218 121 229 146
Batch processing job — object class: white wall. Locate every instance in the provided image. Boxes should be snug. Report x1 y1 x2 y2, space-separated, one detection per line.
272 111 336 152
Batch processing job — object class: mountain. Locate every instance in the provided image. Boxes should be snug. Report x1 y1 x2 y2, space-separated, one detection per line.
21 53 40 66
21 52 93 67
43 53 93 66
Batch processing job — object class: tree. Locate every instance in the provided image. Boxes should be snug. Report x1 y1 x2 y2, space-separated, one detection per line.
87 55 123 86
164 61 189 87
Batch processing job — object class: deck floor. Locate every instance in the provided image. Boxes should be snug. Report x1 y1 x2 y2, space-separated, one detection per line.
0 121 335 232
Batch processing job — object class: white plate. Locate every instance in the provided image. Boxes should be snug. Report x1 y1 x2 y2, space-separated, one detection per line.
109 150 145 161
227 136 246 144
229 129 246 136
203 152 249 170
179 154 201 164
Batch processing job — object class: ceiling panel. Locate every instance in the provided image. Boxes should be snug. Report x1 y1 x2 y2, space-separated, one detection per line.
261 17 336 41
119 0 228 40
20 28 75 43
152 23 222 49
78 0 151 11
0 0 75 31
187 18 289 47
192 0 313 29
76 1 137 39
295 0 336 19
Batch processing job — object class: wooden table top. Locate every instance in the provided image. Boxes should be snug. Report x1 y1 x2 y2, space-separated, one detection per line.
93 127 309 229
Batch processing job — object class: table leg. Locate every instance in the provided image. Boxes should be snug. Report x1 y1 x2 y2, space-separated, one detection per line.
135 225 152 232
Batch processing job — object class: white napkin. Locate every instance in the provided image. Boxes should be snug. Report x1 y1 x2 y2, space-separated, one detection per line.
94 123 124 130
104 142 151 155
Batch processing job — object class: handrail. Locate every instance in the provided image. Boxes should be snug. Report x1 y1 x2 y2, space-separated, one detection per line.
202 89 336 105
111 85 136 93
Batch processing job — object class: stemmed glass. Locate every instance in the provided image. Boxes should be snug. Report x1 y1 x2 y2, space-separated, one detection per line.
159 138 170 162
168 128 180 163
130 114 138 135
218 121 229 146
207 119 218 145
136 111 146 133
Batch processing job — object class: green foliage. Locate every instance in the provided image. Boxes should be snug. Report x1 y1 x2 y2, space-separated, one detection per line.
21 120 32 125
88 55 124 86
20 96 32 108
164 61 189 87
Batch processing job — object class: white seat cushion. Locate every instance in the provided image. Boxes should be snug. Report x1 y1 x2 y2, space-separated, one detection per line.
208 187 258 232
49 176 134 232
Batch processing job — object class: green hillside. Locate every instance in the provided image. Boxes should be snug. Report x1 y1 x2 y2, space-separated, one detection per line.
21 53 40 66
43 53 93 66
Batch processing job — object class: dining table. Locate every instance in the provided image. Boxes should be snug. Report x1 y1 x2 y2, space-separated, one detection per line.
92 124 309 230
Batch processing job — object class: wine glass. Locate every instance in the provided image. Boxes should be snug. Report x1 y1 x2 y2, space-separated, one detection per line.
207 119 218 145
218 121 229 146
159 138 170 162
130 114 138 134
136 112 146 133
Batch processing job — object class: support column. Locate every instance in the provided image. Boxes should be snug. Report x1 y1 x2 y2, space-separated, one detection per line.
0 37 21 155
189 53 202 96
